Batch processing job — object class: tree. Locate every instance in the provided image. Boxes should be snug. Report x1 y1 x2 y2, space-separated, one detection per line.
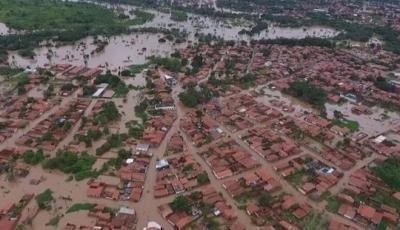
170 195 191 213
258 193 273 207
36 189 54 209
197 172 210 185
206 218 220 230
287 81 326 107
179 87 200 107
23 149 45 165
191 55 203 74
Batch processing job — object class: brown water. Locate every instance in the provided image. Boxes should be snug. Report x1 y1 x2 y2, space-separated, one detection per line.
5 0 339 70
325 102 400 136
8 33 185 70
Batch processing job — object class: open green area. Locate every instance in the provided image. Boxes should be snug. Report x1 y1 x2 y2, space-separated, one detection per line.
150 56 184 72
129 63 150 75
170 195 192 213
0 66 23 78
371 157 400 190
96 133 128 156
286 81 326 108
134 100 149 122
67 203 96 213
22 149 45 165
0 0 154 56
36 189 54 209
285 170 309 187
170 10 188 22
0 0 129 31
94 72 129 97
46 216 61 226
325 195 341 213
179 86 216 108
75 129 103 148
332 119 359 132
93 101 120 125
43 151 98 181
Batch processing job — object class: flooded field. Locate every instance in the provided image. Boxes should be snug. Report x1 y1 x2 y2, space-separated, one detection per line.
256 86 400 136
5 0 339 70
326 102 400 136
8 33 185 70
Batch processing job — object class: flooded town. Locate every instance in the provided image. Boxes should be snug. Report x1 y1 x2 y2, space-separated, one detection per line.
1 0 400 230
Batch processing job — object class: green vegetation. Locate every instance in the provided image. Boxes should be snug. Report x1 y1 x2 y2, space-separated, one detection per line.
35 189 54 209
206 218 220 230
134 100 149 122
0 67 23 77
332 119 359 132
0 0 151 56
75 129 103 147
380 101 400 112
67 203 96 213
0 0 130 31
369 190 400 213
258 193 273 207
129 63 150 75
43 151 98 181
150 56 183 72
104 149 132 170
371 157 400 190
18 48 35 59
377 220 390 230
170 10 188 22
179 86 216 108
170 195 191 213
11 72 30 95
285 170 309 187
197 172 210 185
126 121 145 139
254 37 336 49
286 81 326 107
46 216 61 226
93 101 120 125
22 149 45 165
96 133 128 156
82 85 97 96
190 55 204 74
374 76 396 92
131 10 154 25
325 195 341 213
94 72 129 97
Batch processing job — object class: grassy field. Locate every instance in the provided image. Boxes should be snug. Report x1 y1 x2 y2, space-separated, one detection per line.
0 0 135 31
333 118 359 132
0 0 154 53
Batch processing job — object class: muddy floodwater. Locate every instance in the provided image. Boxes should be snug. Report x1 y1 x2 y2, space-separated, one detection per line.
325 102 400 136
8 33 185 70
257 86 400 136
6 0 339 70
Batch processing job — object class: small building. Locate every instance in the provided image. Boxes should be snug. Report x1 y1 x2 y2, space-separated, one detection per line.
136 143 150 155
156 159 169 170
